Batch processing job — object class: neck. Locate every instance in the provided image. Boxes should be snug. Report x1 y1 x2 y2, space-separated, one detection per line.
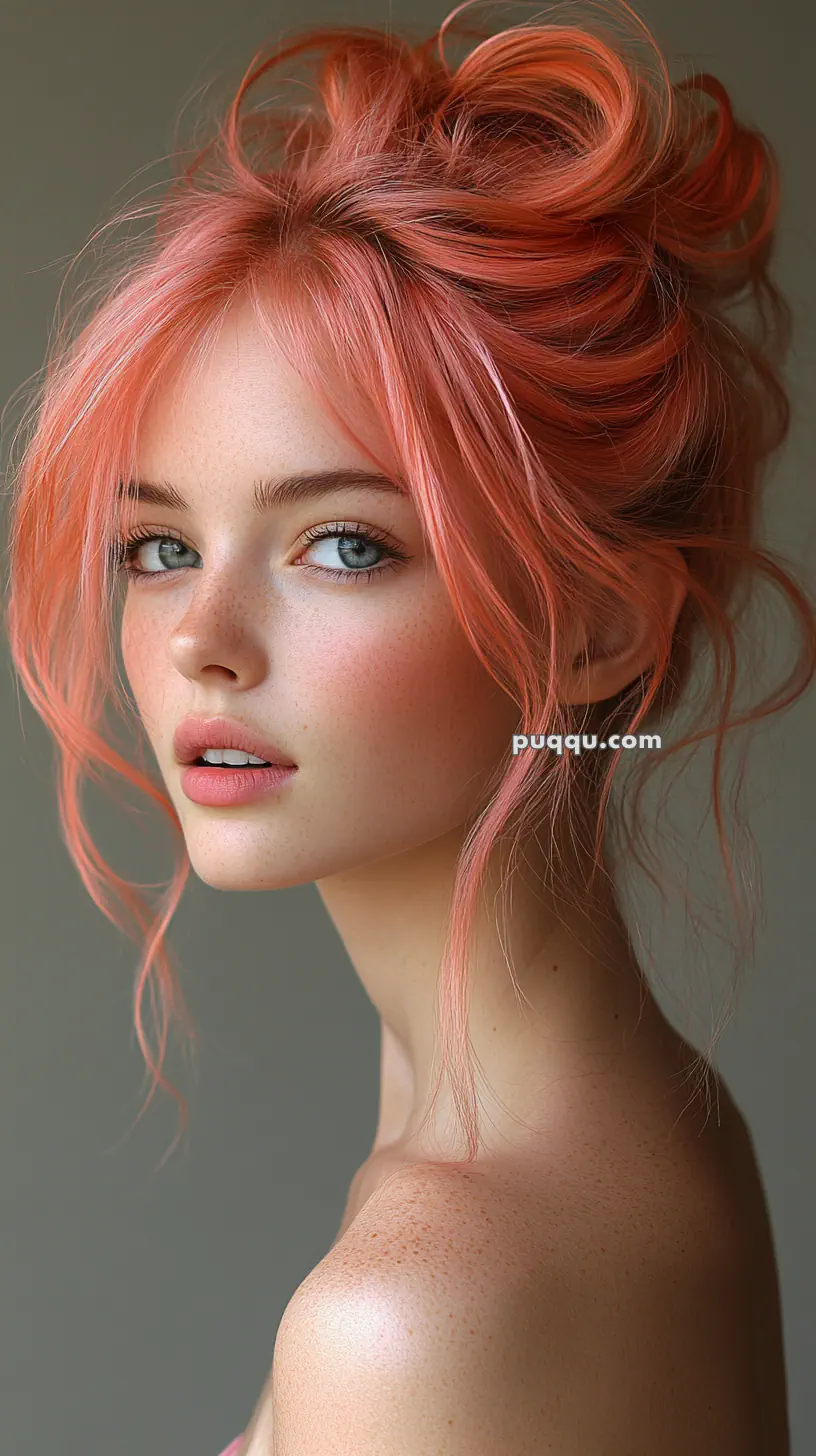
315 820 667 1162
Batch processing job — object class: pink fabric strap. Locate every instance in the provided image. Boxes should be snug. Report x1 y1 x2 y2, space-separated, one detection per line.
216 1438 244 1456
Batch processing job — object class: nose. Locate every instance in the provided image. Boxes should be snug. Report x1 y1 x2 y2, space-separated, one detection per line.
168 580 270 690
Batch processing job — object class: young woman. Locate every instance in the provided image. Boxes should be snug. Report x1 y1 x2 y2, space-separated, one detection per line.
5 1 811 1451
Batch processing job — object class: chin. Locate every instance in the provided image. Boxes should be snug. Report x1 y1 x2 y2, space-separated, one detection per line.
180 812 462 893
184 839 320 893
179 826 366 892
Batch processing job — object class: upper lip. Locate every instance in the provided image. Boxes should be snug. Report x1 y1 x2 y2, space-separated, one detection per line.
173 715 297 768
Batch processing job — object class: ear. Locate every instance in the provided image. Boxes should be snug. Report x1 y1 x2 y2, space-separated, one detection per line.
558 546 689 707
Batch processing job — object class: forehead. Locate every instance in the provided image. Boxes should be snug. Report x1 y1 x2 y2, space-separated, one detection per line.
136 296 395 485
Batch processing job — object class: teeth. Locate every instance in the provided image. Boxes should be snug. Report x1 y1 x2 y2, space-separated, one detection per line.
200 748 271 766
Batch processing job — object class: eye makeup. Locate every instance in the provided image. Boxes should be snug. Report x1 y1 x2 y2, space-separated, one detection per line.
110 519 413 585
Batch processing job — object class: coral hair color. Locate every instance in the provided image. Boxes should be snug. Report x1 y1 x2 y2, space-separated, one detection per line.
4 0 815 1167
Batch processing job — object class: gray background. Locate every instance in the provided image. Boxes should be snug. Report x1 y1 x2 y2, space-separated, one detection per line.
1 1 813 1453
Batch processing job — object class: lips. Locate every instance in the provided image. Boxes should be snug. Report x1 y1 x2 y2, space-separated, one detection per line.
173 715 297 768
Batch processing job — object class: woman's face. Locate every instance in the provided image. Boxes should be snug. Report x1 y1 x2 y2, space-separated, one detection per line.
120 298 521 891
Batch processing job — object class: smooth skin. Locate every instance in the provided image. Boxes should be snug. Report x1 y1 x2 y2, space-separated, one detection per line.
121 296 789 1453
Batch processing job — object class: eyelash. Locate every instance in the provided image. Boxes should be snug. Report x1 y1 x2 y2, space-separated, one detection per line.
111 521 411 586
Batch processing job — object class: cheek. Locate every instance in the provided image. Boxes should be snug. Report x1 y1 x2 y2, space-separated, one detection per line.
120 607 149 694
288 598 519 795
120 605 165 729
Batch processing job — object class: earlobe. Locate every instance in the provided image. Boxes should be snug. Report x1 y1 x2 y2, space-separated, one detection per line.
559 546 689 707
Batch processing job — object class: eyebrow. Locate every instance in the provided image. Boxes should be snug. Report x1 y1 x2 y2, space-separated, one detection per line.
118 468 407 513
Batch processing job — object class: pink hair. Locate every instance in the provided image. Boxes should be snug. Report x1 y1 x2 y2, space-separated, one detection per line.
4 0 815 1169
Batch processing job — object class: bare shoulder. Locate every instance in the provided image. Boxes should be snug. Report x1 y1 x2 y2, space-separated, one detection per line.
270 1116 786 1455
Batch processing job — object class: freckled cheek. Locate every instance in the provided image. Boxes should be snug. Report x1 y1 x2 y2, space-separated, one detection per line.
120 610 156 706
286 611 517 775
119 605 182 749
